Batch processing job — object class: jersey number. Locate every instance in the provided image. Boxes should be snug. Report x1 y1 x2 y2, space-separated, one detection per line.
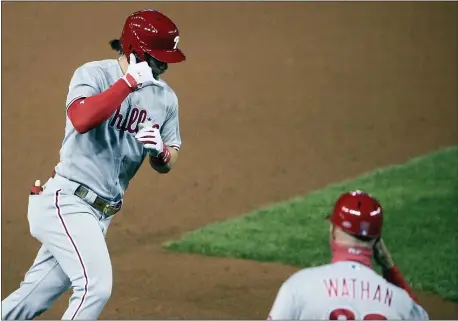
173 36 180 50
329 308 387 320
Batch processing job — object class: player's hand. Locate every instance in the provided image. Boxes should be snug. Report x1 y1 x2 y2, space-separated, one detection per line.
122 53 159 90
373 238 395 270
135 122 167 158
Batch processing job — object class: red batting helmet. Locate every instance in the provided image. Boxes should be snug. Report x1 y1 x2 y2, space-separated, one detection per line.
120 9 186 64
328 190 383 238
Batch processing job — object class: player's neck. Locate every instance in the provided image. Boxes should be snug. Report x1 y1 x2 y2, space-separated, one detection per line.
330 241 373 268
118 55 128 74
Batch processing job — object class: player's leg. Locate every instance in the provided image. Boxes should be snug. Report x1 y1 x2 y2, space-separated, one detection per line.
1 245 71 320
28 190 113 320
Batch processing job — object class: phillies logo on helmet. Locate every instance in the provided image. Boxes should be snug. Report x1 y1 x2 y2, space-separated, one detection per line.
359 221 371 236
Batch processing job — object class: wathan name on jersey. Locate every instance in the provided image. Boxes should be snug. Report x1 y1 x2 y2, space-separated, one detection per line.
323 278 394 307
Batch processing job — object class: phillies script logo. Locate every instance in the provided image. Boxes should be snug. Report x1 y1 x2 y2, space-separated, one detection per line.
109 106 154 133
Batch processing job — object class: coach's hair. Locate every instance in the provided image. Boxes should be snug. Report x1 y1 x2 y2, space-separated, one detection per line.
109 39 123 54
352 234 376 243
334 226 377 247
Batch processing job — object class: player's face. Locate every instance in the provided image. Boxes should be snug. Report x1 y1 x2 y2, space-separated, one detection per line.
145 54 168 79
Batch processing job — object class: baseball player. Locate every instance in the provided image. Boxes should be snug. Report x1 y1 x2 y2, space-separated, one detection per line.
2 9 185 320
267 190 429 320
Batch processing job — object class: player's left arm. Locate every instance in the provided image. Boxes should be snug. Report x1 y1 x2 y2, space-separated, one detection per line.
149 147 179 174
136 127 180 174
137 93 182 174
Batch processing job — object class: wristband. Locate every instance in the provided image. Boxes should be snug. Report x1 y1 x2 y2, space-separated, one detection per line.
149 146 171 167
121 73 138 90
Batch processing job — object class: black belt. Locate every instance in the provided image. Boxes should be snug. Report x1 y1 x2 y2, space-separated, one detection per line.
51 171 122 217
74 185 122 217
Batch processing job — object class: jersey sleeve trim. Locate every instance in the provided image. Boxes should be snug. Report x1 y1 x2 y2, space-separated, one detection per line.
66 96 87 109
167 144 181 151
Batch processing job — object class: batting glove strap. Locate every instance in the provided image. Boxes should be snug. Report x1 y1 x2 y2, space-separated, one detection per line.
121 73 138 90
149 146 171 167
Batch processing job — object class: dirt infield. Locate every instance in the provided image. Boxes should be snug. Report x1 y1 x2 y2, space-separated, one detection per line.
2 2 457 319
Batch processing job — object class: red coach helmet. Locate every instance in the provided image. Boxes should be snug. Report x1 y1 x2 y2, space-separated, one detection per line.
328 190 383 238
120 9 186 64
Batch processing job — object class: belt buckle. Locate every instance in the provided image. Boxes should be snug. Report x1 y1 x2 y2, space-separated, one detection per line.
102 204 114 217
102 202 121 217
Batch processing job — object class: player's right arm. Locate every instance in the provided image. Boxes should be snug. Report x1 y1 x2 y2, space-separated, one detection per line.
382 266 418 303
67 67 131 134
267 281 298 320
67 54 156 134
374 239 419 303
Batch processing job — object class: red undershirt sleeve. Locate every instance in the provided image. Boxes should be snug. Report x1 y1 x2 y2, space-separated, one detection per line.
67 78 132 134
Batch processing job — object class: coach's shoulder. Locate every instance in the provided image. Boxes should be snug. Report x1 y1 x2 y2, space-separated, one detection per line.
391 285 428 319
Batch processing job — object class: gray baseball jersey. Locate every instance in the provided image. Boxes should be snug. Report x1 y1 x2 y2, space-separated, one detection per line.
268 261 429 320
55 59 181 201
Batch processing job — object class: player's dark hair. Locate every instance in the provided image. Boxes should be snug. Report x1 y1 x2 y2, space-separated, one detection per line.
352 234 375 242
109 39 123 54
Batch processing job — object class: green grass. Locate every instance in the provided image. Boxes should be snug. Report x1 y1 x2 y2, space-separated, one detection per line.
164 146 458 301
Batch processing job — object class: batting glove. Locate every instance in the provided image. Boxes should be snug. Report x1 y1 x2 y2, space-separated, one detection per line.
373 238 395 270
122 53 160 90
135 123 171 164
